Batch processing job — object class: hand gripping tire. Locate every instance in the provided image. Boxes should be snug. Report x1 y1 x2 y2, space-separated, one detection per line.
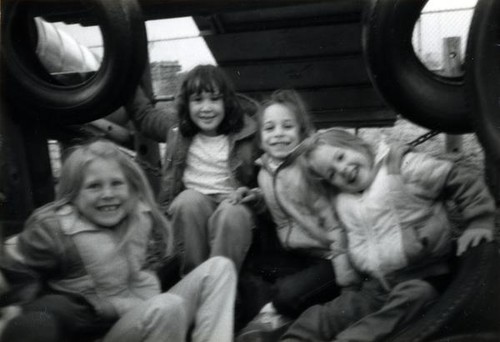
362 0 474 134
466 0 500 162
1 0 148 125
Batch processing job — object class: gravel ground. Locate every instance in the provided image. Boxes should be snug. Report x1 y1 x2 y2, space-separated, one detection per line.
357 117 485 173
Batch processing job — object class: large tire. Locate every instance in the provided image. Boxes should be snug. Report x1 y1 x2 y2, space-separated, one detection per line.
386 242 500 341
1 0 148 125
466 0 500 162
362 0 473 133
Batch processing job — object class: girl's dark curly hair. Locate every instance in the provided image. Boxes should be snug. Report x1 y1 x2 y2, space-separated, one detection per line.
176 64 244 137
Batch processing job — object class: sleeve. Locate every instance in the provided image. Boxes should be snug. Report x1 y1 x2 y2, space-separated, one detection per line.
0 220 63 306
442 164 496 232
402 152 495 232
125 86 177 142
401 152 454 200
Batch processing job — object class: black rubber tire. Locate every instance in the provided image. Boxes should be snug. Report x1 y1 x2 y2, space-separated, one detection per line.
1 0 148 125
386 242 500 341
362 0 474 133
466 0 500 163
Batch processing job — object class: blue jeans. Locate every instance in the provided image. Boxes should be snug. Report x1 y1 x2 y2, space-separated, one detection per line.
169 189 255 275
281 278 438 342
272 256 339 318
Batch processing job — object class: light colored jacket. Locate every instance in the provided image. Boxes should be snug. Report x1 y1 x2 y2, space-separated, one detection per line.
336 144 496 284
257 153 339 257
257 152 359 286
1 203 160 320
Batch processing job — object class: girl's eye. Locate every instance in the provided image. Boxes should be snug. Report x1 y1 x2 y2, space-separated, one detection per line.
85 182 101 190
263 124 274 131
111 180 125 187
189 95 201 102
211 94 222 101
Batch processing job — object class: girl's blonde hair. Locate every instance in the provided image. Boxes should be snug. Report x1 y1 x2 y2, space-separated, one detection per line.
256 89 315 146
299 128 375 192
28 139 174 258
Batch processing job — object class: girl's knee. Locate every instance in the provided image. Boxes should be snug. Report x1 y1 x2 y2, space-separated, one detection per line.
170 190 208 212
222 202 253 219
213 204 254 233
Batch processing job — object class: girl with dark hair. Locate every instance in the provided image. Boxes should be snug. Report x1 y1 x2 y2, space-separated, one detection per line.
126 64 262 275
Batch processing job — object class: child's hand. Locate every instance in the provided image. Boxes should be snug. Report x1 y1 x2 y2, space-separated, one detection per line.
457 228 494 256
227 187 249 205
240 188 262 205
227 187 262 205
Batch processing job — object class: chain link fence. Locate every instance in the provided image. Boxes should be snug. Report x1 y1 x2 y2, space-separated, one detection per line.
413 4 476 77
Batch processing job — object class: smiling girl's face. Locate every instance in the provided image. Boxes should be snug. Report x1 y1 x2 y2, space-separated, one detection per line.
308 144 376 193
260 103 300 161
189 90 225 136
74 158 133 227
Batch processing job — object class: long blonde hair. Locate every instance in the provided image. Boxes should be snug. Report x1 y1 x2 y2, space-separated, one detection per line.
28 139 174 258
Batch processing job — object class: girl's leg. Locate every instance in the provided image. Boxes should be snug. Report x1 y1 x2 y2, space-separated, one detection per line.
236 258 339 341
208 200 254 271
169 189 217 274
273 257 340 317
169 256 237 342
2 294 112 342
335 279 438 342
103 293 188 342
281 284 382 342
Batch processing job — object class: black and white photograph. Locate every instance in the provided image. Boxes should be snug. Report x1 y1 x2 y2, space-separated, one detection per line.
0 0 499 341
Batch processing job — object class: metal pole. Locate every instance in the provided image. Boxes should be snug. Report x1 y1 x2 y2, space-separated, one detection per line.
442 37 463 155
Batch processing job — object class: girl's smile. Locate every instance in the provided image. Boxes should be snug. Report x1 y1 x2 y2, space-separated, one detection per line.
261 103 300 161
189 91 225 136
308 144 375 193
74 158 132 227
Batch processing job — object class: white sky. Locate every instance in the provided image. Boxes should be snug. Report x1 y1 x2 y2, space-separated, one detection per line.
423 0 478 11
53 0 477 72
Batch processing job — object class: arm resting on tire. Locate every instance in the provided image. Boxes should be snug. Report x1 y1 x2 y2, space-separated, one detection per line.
443 166 496 254
125 86 178 142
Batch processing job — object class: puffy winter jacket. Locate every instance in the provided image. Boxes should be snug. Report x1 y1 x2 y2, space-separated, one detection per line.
1 203 161 320
336 145 496 284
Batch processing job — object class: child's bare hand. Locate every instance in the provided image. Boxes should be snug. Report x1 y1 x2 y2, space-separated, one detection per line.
457 228 493 256
227 187 261 205
227 187 250 205
240 188 262 204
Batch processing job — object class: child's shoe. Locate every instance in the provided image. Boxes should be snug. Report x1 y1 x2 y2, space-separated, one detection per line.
236 311 292 342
